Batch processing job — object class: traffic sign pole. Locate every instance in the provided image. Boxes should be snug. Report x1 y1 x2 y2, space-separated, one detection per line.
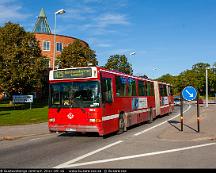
180 94 184 131
197 93 200 133
181 86 200 133
181 86 199 132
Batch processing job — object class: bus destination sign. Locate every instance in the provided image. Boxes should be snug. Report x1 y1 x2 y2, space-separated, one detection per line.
54 68 92 79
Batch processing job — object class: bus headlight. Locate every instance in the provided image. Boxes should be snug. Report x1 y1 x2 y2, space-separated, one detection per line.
89 118 102 123
49 118 55 122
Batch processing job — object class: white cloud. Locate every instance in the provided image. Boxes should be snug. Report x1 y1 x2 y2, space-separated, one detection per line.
0 1 29 24
87 37 112 48
83 0 102 3
63 7 95 20
104 48 133 56
75 13 129 35
96 13 129 28
96 43 112 48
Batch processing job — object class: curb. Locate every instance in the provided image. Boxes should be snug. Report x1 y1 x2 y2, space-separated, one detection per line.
0 132 50 141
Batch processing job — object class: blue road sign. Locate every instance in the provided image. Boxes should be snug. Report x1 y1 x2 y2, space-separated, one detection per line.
182 86 197 101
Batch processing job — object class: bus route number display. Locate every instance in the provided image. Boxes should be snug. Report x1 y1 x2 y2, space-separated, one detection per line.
54 68 92 79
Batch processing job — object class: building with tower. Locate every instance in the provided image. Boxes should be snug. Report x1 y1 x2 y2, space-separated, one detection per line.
33 8 88 69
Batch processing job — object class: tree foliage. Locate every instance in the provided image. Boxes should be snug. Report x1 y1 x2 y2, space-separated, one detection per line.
157 62 216 96
58 40 98 68
0 22 47 98
104 54 133 75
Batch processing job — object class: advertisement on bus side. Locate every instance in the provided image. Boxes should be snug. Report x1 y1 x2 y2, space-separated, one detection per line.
132 97 148 110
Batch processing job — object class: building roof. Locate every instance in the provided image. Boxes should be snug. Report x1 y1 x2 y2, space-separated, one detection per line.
33 8 51 34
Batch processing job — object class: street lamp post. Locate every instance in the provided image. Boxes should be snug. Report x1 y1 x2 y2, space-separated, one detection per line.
53 9 66 70
129 52 136 56
205 67 210 108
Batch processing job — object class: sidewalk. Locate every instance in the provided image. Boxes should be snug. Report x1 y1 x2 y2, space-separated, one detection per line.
158 104 216 142
0 122 49 141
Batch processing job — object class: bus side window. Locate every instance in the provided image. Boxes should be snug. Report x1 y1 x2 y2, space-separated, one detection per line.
116 76 127 96
128 78 137 96
101 78 113 103
169 86 173 96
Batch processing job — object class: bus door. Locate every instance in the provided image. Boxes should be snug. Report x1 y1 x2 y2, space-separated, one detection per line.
100 72 117 134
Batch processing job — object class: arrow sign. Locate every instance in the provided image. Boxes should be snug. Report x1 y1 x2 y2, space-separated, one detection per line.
182 86 197 101
186 90 194 98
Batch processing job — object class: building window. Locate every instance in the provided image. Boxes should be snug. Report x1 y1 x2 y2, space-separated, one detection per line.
56 42 63 52
43 41 50 51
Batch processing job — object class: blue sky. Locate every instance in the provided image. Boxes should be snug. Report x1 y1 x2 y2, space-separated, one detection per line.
0 0 216 78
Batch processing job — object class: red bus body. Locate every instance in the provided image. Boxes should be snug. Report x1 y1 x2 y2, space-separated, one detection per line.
48 66 174 136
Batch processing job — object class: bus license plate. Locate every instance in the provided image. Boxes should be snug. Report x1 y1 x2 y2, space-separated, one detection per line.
66 128 76 132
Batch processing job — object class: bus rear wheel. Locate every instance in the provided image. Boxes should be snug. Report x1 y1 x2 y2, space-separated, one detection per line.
117 113 125 134
148 108 153 124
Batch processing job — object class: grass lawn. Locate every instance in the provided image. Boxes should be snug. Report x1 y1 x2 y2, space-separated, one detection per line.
0 103 48 126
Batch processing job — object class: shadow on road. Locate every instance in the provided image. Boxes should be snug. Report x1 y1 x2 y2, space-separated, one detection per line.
168 120 198 132
58 132 100 138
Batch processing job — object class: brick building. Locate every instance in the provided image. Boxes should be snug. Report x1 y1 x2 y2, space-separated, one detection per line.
33 8 88 69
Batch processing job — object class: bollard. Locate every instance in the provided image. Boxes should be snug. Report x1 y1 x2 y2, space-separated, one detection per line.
180 94 184 131
197 94 200 132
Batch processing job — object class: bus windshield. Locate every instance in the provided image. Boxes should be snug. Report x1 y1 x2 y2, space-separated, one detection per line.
49 81 100 108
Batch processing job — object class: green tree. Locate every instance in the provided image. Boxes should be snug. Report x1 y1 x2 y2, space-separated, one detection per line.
104 54 133 75
0 22 47 99
156 62 216 96
138 74 149 79
157 74 175 84
169 62 215 96
192 62 210 70
157 74 179 95
58 40 98 68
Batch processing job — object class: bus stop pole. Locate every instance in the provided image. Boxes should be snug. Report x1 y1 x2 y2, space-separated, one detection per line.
180 94 184 131
197 93 200 133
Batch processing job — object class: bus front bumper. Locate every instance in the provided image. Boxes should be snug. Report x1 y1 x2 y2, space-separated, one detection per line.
49 125 99 133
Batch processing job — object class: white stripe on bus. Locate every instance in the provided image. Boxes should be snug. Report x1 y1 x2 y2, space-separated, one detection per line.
102 114 119 121
102 109 152 122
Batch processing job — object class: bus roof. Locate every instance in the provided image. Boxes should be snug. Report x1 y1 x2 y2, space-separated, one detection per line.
50 66 172 86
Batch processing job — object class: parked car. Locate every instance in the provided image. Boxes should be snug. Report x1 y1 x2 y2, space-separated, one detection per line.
174 96 181 106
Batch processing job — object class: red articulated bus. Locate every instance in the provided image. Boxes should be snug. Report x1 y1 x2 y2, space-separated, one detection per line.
48 66 174 136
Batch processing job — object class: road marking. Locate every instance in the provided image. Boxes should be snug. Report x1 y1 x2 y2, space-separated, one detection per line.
133 104 191 136
54 140 123 168
54 104 191 168
29 138 41 141
62 142 216 168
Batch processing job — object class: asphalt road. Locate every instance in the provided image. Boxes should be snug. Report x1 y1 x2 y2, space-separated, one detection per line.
0 104 216 169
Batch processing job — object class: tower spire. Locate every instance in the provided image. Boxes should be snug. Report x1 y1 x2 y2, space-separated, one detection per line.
33 8 51 34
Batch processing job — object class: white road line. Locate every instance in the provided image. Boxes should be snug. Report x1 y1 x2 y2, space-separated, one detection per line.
134 104 192 136
29 138 41 141
62 142 216 168
54 104 192 168
54 140 123 168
